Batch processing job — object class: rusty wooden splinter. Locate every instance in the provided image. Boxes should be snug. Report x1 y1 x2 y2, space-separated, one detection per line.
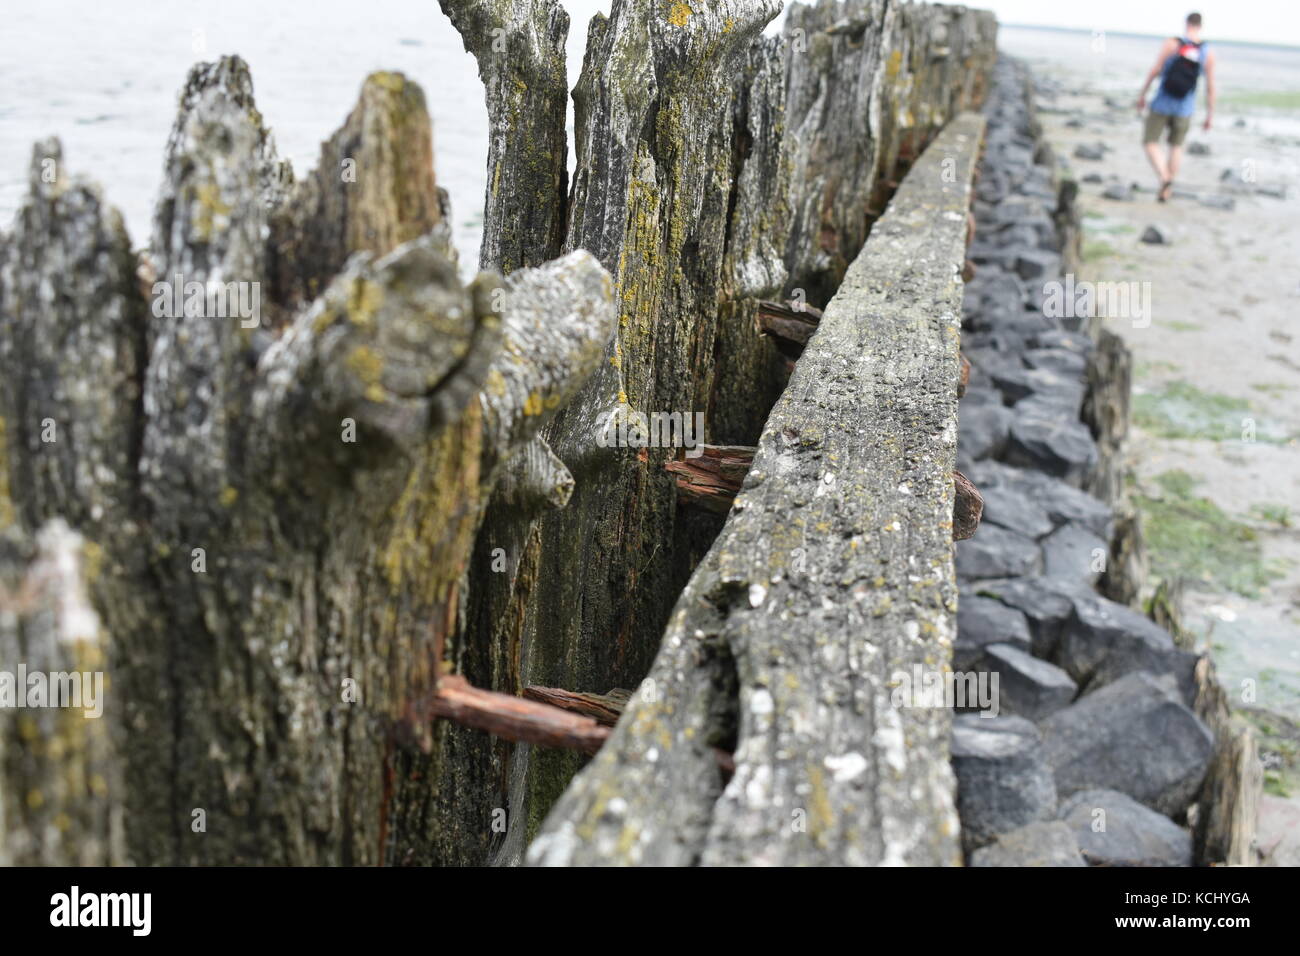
430 676 736 775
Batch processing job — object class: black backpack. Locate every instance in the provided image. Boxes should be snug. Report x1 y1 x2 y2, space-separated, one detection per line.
1160 38 1204 98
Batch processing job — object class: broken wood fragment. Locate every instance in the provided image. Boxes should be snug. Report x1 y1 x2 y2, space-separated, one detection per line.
431 675 611 755
437 679 736 777
755 299 823 360
666 444 757 514
522 686 631 727
953 469 984 540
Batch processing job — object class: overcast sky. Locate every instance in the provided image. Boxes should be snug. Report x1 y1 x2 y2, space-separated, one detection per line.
554 3 1297 48
981 0 1299 47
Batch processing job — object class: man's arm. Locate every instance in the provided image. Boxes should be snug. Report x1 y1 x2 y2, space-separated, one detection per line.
1137 37 1179 111
1202 50 1217 130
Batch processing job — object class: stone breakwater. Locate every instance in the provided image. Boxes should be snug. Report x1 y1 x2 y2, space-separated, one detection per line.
950 58 1250 867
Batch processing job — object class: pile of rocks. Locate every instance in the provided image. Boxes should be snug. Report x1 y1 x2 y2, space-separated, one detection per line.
953 59 1214 867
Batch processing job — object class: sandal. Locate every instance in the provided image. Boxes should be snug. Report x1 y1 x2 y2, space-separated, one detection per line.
1158 180 1174 202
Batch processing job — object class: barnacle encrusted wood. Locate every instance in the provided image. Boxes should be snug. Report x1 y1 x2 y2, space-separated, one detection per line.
529 112 986 866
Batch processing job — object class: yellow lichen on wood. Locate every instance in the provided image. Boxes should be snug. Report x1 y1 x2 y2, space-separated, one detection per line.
377 402 484 600
667 2 692 27
346 277 384 329
346 345 384 389
190 180 232 242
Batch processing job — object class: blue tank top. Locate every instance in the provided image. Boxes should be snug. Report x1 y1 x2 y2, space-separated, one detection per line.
1152 38 1206 118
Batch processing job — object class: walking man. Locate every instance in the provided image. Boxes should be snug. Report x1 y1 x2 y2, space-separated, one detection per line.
1136 12 1216 202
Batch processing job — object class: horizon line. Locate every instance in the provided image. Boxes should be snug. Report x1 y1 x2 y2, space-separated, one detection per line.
999 21 1300 52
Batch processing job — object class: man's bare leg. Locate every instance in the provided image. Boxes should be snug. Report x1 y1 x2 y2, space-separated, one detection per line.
1144 141 1170 186
1167 144 1184 185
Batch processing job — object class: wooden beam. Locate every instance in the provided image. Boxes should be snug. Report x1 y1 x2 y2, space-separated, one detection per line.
531 112 989 865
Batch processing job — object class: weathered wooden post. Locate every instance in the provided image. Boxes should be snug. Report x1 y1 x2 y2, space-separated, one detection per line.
0 57 614 865
2 0 999 866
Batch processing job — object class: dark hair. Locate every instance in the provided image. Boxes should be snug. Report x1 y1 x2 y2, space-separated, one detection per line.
1187 13 1202 27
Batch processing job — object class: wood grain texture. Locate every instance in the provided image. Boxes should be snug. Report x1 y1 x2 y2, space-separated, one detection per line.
530 111 986 866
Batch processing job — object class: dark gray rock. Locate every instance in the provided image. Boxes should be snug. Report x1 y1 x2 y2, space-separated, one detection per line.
983 197 1045 226
1186 141 1210 156
996 213 1059 250
1254 183 1288 199
1004 416 1099 486
1102 182 1133 201
1073 143 1105 161
956 594 1033 670
959 385 1003 406
975 642 1078 720
964 328 1029 355
956 525 1043 580
970 575 1079 659
1082 172 1104 183
972 313 1059 346
1030 476 1113 539
970 821 1085 866
978 483 1055 539
1039 671 1215 817
1029 327 1092 355
1041 522 1108 586
964 460 1113 539
1056 591 1199 700
965 345 1024 379
1140 225 1168 244
995 223 1044 250
969 246 1021 273
958 402 1014 462
1023 346 1088 377
952 715 1058 850
961 382 998 405
990 365 1084 408
977 172 1010 204
1015 249 1062 281
1199 194 1235 211
1015 391 1086 421
977 270 1028 311
1058 788 1193 866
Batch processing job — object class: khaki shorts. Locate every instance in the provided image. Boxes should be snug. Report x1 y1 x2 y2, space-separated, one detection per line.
1143 111 1191 146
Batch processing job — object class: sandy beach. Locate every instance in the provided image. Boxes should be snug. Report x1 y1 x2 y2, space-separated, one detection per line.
1006 25 1300 863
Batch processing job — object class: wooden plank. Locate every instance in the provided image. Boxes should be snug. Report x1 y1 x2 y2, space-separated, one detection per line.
530 111 986 866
